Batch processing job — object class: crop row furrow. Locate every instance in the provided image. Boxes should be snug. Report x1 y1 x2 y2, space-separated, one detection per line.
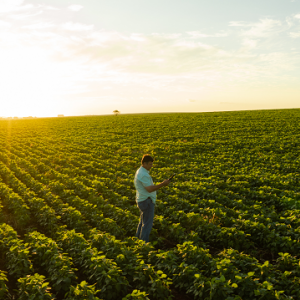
14 144 296 234
2 157 134 238
0 196 167 299
3 151 300 258
17 155 300 258
0 223 107 300
148 240 300 299
0 160 91 235
0 154 211 248
7 143 289 237
57 228 172 299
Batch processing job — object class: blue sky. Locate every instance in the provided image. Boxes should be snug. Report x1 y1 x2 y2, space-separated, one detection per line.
27 0 299 33
0 0 299 117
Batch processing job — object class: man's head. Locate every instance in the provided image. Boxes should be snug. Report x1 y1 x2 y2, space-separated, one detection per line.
141 154 154 171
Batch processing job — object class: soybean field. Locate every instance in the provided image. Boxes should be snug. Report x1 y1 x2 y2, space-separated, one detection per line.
0 109 300 300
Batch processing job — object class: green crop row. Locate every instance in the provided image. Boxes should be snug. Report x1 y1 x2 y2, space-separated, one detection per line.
3 144 300 262
1 110 300 299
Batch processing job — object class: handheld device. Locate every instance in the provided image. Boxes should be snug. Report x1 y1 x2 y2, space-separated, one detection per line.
168 173 176 180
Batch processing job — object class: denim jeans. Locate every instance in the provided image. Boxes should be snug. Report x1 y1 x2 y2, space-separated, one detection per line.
135 197 155 243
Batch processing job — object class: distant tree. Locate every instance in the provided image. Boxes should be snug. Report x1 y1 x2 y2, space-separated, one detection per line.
113 110 120 116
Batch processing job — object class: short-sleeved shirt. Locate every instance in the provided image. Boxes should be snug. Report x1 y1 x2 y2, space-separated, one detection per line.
134 166 156 203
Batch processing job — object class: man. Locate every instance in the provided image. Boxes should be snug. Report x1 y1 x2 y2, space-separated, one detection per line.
134 154 170 243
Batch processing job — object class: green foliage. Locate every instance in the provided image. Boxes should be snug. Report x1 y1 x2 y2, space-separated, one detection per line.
0 224 33 277
0 271 9 299
1 110 300 299
57 230 129 299
25 231 77 294
18 273 54 300
89 229 172 299
122 289 150 300
65 281 101 300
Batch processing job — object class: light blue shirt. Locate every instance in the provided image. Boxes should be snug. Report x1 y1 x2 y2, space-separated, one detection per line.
134 166 156 203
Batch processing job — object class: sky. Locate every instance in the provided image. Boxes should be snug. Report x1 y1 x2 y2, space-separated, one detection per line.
0 0 300 117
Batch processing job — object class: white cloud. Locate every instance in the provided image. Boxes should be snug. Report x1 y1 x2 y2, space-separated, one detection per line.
149 33 182 40
230 18 287 51
242 38 258 49
242 19 282 38
68 5 83 12
0 20 11 29
187 31 228 38
259 52 295 69
290 32 300 38
29 25 295 89
22 22 55 30
286 17 294 28
0 2 299 106
44 6 60 11
231 19 284 41
62 22 94 31
87 31 125 44
294 14 300 19
229 21 251 27
13 4 34 11
10 10 43 20
130 33 146 42
0 0 24 12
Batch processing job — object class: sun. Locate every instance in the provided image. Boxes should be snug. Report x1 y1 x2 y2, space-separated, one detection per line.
0 46 67 118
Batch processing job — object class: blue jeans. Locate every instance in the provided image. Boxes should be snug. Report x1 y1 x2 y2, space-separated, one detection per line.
135 198 155 243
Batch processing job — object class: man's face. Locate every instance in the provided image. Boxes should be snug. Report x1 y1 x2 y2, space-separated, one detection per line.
143 161 153 171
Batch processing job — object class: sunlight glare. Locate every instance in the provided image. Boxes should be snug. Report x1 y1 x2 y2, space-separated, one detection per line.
0 46 67 117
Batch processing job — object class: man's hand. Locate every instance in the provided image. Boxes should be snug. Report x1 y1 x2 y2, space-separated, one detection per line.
162 179 171 186
145 179 171 193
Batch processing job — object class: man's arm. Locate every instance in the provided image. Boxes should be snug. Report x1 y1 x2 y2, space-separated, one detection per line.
144 179 170 193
